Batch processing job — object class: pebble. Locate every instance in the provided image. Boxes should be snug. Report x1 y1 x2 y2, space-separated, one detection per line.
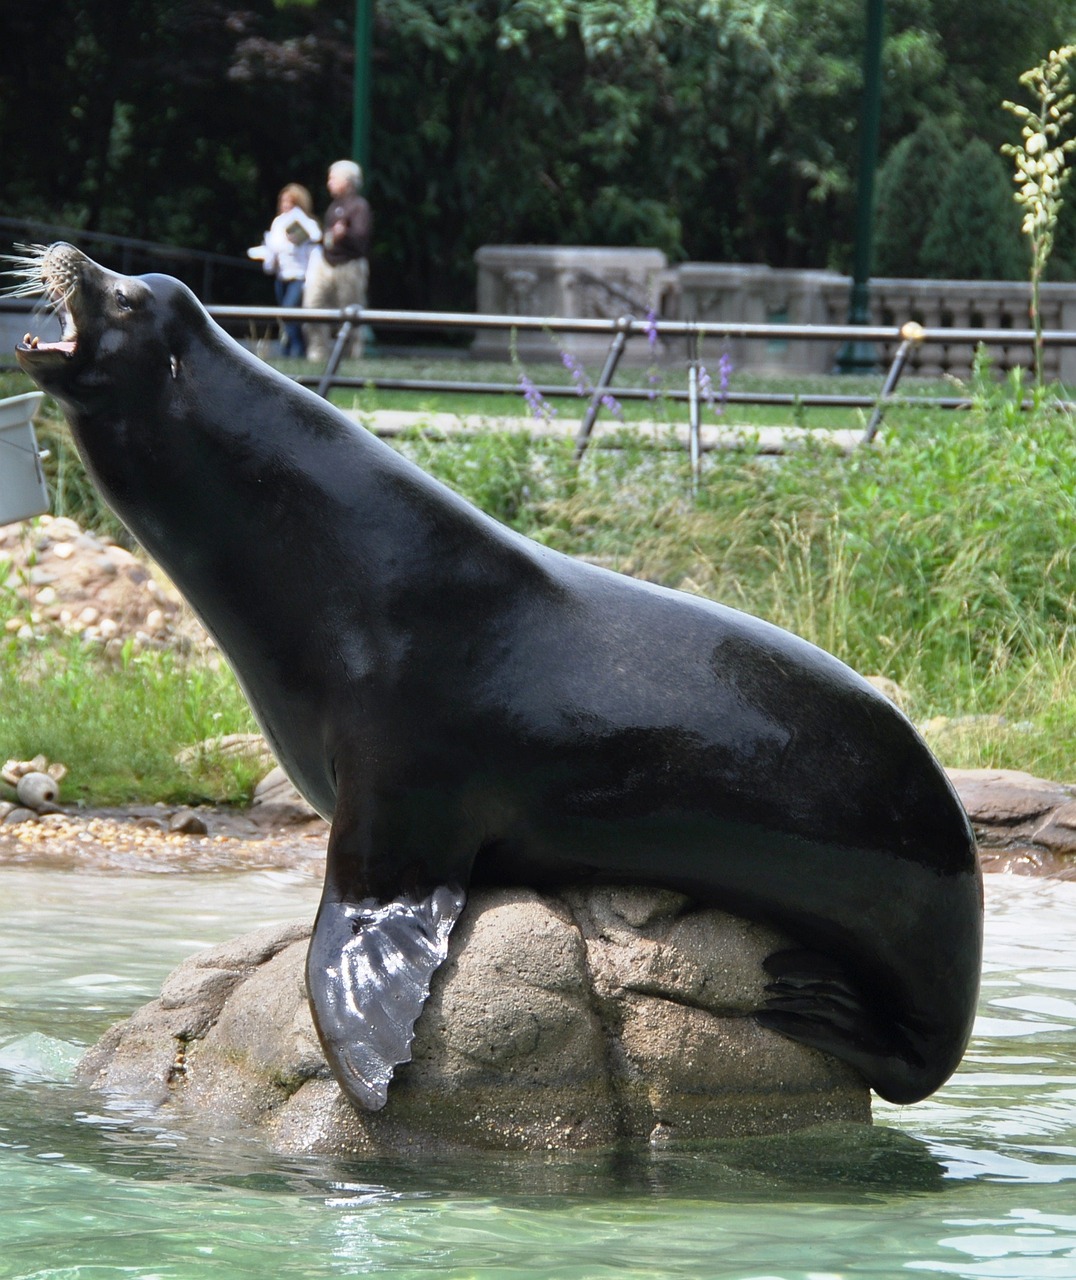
3 807 39 826
0 515 208 655
168 811 209 836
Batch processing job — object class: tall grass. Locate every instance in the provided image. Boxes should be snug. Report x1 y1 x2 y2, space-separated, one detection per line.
1 632 261 806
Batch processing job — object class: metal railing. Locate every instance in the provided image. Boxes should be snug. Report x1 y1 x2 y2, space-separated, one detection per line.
5 290 1076 483
0 217 259 303
207 304 1076 476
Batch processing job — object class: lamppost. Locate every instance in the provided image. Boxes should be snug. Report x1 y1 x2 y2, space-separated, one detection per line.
835 0 885 374
352 0 373 174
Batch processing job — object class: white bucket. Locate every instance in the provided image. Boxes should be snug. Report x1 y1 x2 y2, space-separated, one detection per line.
0 392 49 526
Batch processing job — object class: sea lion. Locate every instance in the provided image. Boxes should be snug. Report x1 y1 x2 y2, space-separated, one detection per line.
10 243 982 1111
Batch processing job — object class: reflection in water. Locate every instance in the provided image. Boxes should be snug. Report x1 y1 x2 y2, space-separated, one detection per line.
1 869 1075 1279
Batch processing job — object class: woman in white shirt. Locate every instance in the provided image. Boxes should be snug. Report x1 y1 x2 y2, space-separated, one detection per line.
252 184 322 359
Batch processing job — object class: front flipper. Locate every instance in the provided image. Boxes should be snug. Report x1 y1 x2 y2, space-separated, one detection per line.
305 884 466 1110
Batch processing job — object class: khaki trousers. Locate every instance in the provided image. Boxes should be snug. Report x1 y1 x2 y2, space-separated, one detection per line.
302 253 369 361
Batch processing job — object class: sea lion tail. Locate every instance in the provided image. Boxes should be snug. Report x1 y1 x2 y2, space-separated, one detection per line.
305 884 467 1110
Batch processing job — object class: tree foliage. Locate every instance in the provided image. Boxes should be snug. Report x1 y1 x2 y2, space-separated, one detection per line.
921 139 1025 280
874 119 958 278
3 0 1076 309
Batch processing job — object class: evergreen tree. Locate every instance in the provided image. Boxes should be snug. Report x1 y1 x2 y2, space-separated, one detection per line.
874 119 957 277
921 138 1026 279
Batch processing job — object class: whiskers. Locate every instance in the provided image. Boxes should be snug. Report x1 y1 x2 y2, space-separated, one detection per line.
1 244 79 343
1 243 50 300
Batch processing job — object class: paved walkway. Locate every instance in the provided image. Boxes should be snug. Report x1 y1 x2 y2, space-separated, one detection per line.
343 408 865 454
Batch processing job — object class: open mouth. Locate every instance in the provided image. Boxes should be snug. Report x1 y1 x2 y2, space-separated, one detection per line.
19 297 78 359
5 244 82 362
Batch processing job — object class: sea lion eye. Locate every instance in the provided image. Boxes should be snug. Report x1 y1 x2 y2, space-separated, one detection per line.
115 288 132 311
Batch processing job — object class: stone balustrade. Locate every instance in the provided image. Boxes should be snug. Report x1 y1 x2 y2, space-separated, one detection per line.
475 246 1076 382
474 245 671 364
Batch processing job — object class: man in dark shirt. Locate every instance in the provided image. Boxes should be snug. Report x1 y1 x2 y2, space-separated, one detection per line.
302 159 372 362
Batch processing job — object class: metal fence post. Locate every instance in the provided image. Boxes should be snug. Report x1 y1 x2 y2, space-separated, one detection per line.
861 321 925 444
573 316 633 462
316 305 363 399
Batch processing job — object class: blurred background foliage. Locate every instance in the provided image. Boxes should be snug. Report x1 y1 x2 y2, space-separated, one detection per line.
3 0 1076 311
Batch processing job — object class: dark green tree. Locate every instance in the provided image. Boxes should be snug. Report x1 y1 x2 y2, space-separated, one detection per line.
874 120 958 277
921 138 1025 279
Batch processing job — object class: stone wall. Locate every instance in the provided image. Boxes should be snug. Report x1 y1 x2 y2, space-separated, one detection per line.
474 246 1076 381
473 245 672 365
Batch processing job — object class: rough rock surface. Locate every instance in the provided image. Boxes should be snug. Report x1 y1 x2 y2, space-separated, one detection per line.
77 885 869 1153
949 768 1076 873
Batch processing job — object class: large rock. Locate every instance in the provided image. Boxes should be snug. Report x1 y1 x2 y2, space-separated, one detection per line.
948 768 1076 866
77 886 869 1153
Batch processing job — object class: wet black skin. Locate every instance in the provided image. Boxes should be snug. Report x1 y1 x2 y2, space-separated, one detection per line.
16 247 983 1110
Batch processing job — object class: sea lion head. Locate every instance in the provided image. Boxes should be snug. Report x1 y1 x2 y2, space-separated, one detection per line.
10 242 202 418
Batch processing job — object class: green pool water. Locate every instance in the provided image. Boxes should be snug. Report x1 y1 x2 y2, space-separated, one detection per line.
1 867 1074 1280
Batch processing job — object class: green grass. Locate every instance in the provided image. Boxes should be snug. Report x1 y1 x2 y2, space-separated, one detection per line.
4 354 1076 802
1 634 261 806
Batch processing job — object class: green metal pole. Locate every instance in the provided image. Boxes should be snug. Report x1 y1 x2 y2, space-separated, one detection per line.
835 0 885 374
352 0 373 174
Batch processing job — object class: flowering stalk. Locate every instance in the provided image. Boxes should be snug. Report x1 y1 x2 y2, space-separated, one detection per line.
698 352 733 416
600 392 624 420
519 369 557 422
562 349 623 421
644 309 663 401
561 349 592 396
510 328 556 422
644 309 659 354
1002 45 1076 389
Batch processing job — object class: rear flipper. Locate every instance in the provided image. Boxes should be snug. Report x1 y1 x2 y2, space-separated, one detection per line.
305 884 467 1110
757 948 926 1102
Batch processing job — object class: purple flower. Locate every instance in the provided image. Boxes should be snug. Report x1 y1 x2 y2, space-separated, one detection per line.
519 371 556 421
561 346 620 417
601 392 624 421
561 349 592 396
718 352 733 396
698 354 733 416
645 309 659 353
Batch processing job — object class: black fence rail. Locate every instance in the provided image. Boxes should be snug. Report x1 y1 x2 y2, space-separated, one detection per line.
0 217 259 303
207 305 1076 472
